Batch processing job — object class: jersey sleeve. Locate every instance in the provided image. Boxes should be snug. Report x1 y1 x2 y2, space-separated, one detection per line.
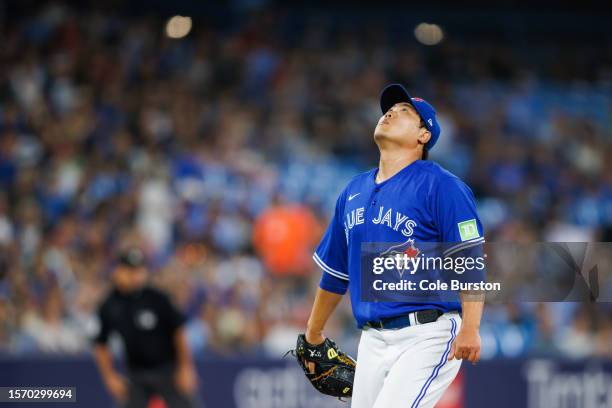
434 176 487 287
434 176 485 257
158 291 186 332
93 303 111 345
314 193 349 294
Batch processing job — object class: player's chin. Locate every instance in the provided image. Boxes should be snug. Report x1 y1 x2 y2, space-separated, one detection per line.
373 131 400 146
373 127 390 141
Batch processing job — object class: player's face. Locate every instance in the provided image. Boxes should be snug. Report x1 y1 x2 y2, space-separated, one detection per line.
113 265 147 293
374 102 422 148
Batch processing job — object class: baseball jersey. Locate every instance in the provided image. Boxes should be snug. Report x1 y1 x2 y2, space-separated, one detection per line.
313 160 485 328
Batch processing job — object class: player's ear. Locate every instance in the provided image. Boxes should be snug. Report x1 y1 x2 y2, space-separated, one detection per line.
418 128 431 146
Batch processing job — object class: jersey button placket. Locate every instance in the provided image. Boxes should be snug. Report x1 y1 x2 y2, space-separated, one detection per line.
371 187 380 206
364 186 380 244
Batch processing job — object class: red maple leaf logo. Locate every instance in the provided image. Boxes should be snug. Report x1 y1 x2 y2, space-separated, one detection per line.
404 246 419 258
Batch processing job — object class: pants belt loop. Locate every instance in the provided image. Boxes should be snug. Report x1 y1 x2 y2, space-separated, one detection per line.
409 312 417 326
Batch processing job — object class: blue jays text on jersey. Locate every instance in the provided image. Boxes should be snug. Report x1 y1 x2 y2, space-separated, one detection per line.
344 205 418 240
313 160 486 328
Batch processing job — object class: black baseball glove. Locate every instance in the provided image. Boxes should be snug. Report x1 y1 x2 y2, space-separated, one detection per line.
287 334 356 399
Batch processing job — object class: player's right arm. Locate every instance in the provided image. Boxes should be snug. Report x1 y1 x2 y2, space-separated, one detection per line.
306 192 350 345
306 287 344 345
93 345 128 401
92 303 127 402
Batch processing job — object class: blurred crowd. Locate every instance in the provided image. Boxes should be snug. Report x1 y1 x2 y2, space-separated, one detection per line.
1 3 612 360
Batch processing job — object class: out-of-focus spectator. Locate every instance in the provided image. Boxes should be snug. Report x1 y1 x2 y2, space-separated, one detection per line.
253 201 320 276
556 305 596 359
21 288 86 353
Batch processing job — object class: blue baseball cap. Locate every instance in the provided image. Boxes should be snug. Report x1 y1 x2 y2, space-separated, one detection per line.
380 83 441 150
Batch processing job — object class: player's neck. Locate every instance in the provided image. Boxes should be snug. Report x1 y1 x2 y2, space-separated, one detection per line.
376 148 421 184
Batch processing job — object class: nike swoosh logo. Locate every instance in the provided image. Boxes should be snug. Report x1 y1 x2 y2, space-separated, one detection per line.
348 193 360 201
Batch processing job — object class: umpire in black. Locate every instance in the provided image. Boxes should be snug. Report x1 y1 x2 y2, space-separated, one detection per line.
93 247 199 408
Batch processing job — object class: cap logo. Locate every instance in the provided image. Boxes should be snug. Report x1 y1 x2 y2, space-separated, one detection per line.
412 97 424 102
427 118 433 126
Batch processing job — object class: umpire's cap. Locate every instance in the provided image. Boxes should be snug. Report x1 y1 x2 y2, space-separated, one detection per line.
118 247 146 268
380 83 441 150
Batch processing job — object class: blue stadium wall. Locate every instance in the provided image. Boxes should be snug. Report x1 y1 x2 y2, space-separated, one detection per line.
0 356 610 408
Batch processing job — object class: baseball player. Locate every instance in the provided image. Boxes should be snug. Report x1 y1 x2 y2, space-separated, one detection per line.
303 84 485 407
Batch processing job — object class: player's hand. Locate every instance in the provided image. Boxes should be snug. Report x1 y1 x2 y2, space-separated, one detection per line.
175 364 198 395
448 327 481 364
104 372 128 402
304 330 325 373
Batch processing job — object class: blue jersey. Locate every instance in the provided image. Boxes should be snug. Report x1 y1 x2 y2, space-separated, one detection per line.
313 160 485 328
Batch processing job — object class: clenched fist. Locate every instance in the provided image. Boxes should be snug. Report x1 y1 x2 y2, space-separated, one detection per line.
448 326 481 363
